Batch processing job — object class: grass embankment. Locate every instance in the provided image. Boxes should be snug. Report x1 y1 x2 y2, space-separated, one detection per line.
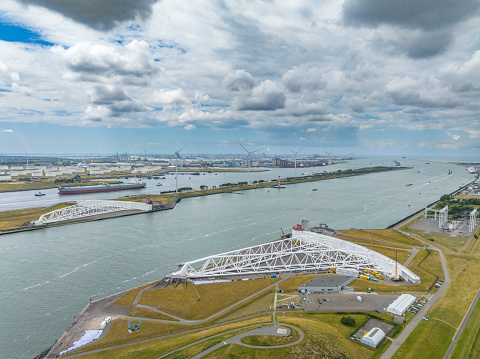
405 223 479 254
114 282 155 307
392 233 480 359
241 327 301 346
66 315 270 358
337 229 419 264
209 313 373 359
138 278 280 320
0 203 73 230
451 297 480 359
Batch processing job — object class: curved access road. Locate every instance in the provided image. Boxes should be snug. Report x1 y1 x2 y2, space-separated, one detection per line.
380 228 450 359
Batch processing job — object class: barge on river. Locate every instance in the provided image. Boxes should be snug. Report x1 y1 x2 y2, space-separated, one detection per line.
58 180 146 195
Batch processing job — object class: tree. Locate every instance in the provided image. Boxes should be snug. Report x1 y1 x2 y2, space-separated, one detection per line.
440 194 451 202
200 185 208 190
340 316 356 327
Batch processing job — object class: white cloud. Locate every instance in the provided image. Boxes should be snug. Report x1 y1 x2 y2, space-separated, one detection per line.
306 128 317 133
2 129 14 133
151 89 190 107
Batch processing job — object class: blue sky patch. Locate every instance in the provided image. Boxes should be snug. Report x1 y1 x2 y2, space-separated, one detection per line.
0 19 54 46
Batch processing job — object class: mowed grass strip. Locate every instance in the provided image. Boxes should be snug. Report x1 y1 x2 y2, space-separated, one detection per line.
338 229 420 247
393 253 480 358
277 274 318 293
129 307 178 321
392 319 456 359
64 315 270 358
138 278 280 320
114 282 154 307
210 312 373 359
240 327 301 346
219 292 275 322
451 296 480 359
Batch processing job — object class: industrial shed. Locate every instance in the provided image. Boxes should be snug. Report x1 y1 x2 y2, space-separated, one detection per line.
298 275 355 293
387 294 416 316
361 327 386 348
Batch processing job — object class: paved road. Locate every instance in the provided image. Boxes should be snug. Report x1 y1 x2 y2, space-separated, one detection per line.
380 230 451 359
57 277 288 358
189 324 304 359
443 286 480 358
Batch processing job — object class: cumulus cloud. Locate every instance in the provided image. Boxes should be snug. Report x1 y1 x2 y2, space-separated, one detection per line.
224 70 255 92
151 88 190 107
234 80 286 111
282 67 326 93
385 76 461 108
18 0 158 31
444 50 480 92
54 40 158 79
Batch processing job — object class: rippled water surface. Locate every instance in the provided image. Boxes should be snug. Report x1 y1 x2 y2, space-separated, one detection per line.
0 157 474 358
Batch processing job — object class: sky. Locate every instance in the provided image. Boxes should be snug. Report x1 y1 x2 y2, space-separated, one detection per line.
0 0 479 157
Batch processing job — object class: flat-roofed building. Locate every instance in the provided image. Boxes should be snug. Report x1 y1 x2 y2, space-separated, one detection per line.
299 275 354 293
387 294 416 316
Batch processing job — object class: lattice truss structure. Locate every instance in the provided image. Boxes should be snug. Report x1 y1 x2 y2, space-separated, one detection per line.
424 205 449 228
171 230 420 283
35 200 152 225
470 208 478 233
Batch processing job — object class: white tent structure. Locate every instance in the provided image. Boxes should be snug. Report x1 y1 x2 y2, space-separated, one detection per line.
387 294 416 316
361 328 386 348
170 229 420 283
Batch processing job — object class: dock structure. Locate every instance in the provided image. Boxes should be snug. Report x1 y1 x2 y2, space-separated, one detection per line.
170 229 420 284
34 200 152 226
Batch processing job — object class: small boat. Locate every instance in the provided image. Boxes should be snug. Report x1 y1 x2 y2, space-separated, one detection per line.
448 170 453 175
156 183 162 186
417 170 420 173
425 162 429 164
405 184 413 187
35 192 46 197
178 262 185 267
312 188 318 191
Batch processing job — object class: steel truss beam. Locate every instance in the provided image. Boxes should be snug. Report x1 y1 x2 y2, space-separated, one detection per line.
171 230 420 283
35 200 152 225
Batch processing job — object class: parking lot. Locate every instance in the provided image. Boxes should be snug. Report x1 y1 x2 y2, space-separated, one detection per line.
302 292 400 312
354 318 395 339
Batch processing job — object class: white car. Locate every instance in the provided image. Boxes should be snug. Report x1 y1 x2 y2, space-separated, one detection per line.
422 316 429 320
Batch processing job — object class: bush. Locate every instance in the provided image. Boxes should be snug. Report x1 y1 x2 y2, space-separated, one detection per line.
340 316 356 327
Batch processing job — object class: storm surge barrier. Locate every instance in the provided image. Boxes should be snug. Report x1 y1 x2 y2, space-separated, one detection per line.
34 200 152 225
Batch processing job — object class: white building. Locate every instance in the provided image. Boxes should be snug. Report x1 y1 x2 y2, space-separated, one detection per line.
387 294 416 316
361 327 386 348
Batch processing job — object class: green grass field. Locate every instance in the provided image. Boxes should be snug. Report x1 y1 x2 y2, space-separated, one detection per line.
392 231 480 358
451 296 480 359
65 315 270 358
138 278 280 320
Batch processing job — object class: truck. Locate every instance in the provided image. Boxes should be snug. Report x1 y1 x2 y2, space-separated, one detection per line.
357 296 363 302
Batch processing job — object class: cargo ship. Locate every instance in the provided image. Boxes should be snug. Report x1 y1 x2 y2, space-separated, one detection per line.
58 179 146 195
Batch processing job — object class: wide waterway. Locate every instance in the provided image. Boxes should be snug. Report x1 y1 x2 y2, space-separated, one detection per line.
0 156 475 359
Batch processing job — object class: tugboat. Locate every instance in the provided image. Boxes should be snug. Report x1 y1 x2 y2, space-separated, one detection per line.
35 191 46 197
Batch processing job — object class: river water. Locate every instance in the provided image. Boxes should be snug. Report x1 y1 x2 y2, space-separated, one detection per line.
0 157 475 359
